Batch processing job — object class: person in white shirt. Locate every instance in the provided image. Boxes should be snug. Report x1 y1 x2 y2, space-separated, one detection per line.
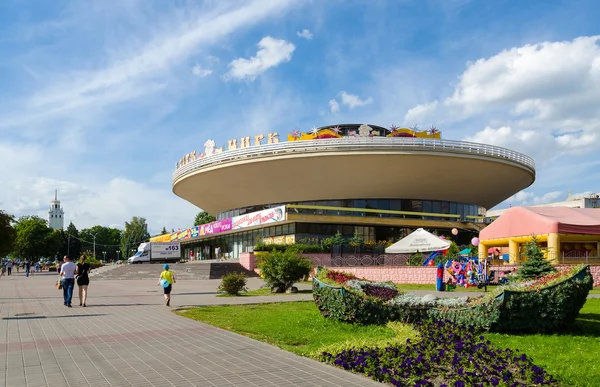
60 256 77 307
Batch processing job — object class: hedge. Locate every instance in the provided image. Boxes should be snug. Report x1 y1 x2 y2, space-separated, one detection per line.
312 265 593 333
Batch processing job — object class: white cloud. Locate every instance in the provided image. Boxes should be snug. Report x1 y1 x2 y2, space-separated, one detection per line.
404 100 439 125
505 190 564 206
0 0 300 234
339 91 373 109
191 65 213 77
225 36 295 81
297 29 313 40
329 99 340 113
0 0 297 131
445 36 600 118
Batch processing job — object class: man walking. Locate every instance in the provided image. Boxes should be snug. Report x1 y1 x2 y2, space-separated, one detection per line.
6 260 12 276
25 261 31 277
60 256 76 307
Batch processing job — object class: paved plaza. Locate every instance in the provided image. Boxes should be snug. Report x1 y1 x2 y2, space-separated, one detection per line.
0 271 379 387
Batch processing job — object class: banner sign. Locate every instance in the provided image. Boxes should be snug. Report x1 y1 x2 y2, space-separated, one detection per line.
198 218 232 236
151 206 286 242
232 206 286 230
150 242 181 259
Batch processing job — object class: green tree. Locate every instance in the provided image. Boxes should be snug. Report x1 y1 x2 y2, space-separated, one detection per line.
518 236 557 280
65 222 82 259
161 226 168 235
120 217 150 259
44 229 64 259
0 210 16 257
446 241 460 259
13 216 54 261
348 230 363 246
81 225 123 260
194 211 216 226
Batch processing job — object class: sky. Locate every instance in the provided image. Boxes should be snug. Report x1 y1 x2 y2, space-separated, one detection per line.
1 0 599 235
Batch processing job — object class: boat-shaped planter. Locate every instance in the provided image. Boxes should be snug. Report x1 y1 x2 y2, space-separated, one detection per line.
313 265 593 332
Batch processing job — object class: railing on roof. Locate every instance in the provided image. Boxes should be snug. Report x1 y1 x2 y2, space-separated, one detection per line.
173 137 536 183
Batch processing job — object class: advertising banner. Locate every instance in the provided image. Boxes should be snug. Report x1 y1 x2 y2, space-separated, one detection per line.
198 218 232 236
150 234 171 243
177 228 192 240
191 226 199 238
150 242 180 259
232 205 286 230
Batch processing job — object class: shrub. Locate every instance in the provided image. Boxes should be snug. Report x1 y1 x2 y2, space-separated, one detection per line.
325 270 357 284
518 236 556 280
217 272 248 295
259 250 313 291
313 265 593 332
363 284 399 301
407 251 423 266
82 256 101 265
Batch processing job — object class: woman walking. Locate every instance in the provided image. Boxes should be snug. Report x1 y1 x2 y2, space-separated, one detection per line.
75 255 91 307
157 264 176 307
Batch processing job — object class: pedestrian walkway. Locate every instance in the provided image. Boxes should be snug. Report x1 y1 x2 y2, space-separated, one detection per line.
0 272 379 387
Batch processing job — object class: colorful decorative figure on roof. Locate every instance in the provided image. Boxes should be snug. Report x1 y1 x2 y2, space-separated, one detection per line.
429 125 439 135
358 124 372 137
291 129 301 139
204 139 216 156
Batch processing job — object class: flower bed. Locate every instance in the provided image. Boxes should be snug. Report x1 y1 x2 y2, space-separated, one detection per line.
320 319 558 386
313 266 593 332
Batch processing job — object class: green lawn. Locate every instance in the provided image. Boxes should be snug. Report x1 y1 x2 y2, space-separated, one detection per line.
178 298 599 386
590 287 600 294
176 301 418 357
217 288 312 297
486 298 600 387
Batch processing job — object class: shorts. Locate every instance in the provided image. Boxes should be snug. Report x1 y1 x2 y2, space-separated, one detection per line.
163 285 172 294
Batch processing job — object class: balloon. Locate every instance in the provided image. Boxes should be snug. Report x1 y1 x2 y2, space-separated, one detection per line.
428 260 435 266
471 237 480 247
467 270 473 277
160 279 170 288
451 228 458 235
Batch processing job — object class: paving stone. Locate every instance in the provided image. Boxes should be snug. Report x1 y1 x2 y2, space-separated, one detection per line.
1 272 380 387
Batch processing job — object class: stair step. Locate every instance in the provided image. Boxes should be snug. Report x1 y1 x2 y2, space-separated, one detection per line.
90 261 257 280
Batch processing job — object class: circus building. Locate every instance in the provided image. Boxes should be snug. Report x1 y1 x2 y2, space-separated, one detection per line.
163 124 536 260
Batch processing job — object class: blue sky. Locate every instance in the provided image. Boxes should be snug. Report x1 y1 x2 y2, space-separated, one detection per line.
1 0 599 234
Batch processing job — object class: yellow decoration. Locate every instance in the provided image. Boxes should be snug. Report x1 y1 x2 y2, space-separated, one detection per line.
387 127 441 139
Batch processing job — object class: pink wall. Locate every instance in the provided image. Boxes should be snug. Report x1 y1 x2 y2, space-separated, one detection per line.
238 252 600 287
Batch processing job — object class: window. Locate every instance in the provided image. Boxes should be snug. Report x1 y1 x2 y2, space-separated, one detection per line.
422 201 431 213
450 202 457 215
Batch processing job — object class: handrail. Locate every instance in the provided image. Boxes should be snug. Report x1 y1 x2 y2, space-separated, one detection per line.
173 137 536 183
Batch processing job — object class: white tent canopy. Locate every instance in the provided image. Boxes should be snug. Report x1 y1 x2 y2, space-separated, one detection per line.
385 228 451 254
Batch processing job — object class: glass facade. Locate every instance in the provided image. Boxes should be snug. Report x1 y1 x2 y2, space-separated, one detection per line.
182 222 477 260
216 199 485 221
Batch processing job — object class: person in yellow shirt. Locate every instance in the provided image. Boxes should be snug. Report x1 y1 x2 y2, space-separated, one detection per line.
158 264 176 307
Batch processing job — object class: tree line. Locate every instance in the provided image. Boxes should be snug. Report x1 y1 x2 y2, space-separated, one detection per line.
0 209 220 262
0 210 152 262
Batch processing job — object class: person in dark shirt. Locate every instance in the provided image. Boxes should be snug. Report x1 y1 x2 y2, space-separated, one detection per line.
75 256 91 307
25 261 31 277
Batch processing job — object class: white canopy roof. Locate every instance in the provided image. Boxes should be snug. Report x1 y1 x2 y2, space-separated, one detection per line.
385 228 451 254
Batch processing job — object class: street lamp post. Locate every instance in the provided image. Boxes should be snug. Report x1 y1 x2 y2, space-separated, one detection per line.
116 250 120 261
90 232 97 259
102 251 106 262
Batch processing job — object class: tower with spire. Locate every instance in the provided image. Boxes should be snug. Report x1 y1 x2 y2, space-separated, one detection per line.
48 190 65 230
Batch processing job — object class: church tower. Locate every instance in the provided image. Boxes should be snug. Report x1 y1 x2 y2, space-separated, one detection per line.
48 190 65 230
